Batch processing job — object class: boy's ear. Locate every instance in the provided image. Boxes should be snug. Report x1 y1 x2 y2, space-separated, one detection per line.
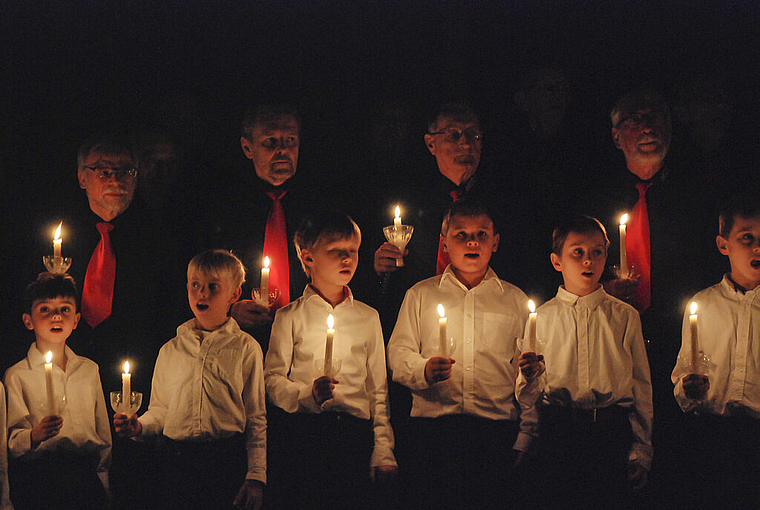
440 234 448 252
550 252 563 272
72 312 81 330
229 286 243 304
300 248 315 267
22 313 34 331
716 234 730 256
492 233 500 252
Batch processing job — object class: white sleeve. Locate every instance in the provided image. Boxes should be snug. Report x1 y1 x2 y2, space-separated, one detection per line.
387 288 431 391
243 340 267 483
365 313 397 467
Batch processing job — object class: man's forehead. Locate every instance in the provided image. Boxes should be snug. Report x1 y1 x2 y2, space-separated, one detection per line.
85 151 133 165
436 115 480 130
254 115 300 135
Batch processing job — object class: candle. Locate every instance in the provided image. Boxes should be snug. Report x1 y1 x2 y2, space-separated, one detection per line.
689 302 699 370
527 299 537 353
619 214 628 278
122 361 131 409
45 351 56 415
394 205 402 228
324 314 335 375
261 256 270 299
53 222 63 259
437 304 448 357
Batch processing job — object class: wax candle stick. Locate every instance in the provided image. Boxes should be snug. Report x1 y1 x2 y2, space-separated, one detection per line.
324 314 335 376
689 302 699 370
394 205 402 228
122 361 131 410
619 214 628 278
527 300 537 353
45 351 56 415
53 223 62 260
261 256 270 300
437 304 448 357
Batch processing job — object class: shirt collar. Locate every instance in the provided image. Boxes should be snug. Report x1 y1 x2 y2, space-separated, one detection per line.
28 343 79 370
555 285 606 309
303 284 354 308
721 274 759 299
438 265 504 292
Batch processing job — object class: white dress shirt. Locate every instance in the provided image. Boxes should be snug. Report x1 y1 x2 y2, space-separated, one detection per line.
139 318 266 483
264 285 396 468
4 343 112 490
517 286 653 470
672 276 760 418
387 267 532 451
0 382 12 510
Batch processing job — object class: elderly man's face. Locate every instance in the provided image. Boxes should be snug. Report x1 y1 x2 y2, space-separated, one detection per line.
424 115 482 186
78 151 137 221
240 114 300 186
612 107 671 171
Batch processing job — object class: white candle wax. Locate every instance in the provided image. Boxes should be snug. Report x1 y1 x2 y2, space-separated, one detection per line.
527 300 537 353
261 256 270 299
437 304 447 357
619 214 628 278
45 351 56 415
324 315 335 375
689 302 699 370
394 205 402 228
53 222 62 259
122 361 131 410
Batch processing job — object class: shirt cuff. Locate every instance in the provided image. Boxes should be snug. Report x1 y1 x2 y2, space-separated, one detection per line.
513 431 534 453
297 383 323 413
370 445 397 468
628 442 653 471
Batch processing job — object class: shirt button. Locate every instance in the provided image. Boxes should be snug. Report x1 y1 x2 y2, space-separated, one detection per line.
466 367 473 372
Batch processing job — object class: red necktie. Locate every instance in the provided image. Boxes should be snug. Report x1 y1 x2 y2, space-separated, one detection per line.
626 182 652 312
81 222 116 328
264 190 290 310
436 189 464 275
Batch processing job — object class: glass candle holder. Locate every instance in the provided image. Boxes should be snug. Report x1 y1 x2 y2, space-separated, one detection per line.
43 255 72 274
252 288 280 307
383 224 414 267
110 391 143 417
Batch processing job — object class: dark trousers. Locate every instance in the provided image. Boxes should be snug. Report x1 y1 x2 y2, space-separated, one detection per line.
9 451 107 510
532 405 638 510
667 412 760 510
159 433 248 510
266 407 374 510
396 415 520 510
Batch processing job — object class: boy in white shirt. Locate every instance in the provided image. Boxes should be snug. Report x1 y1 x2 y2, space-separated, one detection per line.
671 191 760 507
4 273 111 510
113 250 265 510
387 199 530 510
1 382 13 510
264 211 396 510
517 215 652 508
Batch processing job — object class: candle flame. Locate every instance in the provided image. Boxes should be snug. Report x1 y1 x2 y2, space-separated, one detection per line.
690 301 697 315
123 361 130 374
437 304 445 318
394 205 401 219
46 351 52 364
263 256 270 269
620 214 628 226
54 222 62 241
327 314 334 329
528 299 536 313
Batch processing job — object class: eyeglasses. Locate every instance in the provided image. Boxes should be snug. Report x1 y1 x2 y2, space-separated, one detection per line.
428 127 483 143
84 166 137 180
615 111 668 130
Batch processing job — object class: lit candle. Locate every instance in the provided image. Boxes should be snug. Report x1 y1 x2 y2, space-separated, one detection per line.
261 256 270 300
526 299 537 353
53 222 63 260
619 214 628 278
689 302 699 370
437 304 448 357
45 351 56 415
122 361 131 409
394 205 402 228
324 314 335 375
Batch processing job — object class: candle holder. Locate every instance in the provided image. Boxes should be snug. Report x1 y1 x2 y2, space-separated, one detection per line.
38 393 67 416
252 288 280 307
315 358 342 378
42 256 72 274
110 391 143 417
678 351 711 377
612 264 637 281
383 225 414 267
